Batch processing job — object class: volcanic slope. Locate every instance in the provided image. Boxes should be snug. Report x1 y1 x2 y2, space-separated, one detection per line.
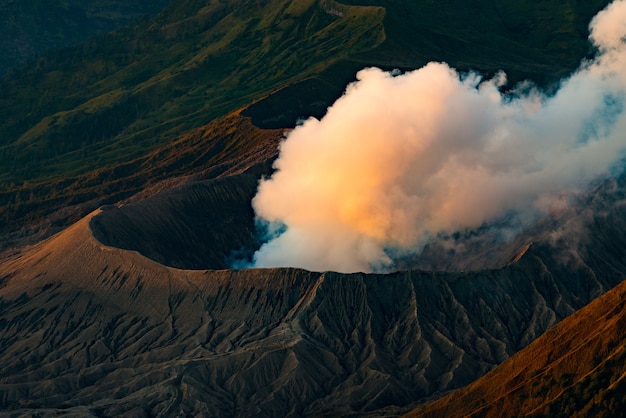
2 168 626 416
407 260 626 418
0 112 283 252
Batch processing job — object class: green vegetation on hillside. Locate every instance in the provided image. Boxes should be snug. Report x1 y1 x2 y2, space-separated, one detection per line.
0 0 384 184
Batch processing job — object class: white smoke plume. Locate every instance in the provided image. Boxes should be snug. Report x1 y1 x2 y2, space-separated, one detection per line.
249 0 626 273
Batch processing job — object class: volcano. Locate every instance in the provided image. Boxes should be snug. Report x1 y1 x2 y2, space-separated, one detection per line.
2 160 626 415
1 0 625 416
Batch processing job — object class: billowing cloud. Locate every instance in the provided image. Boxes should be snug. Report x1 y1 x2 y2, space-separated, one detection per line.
248 0 626 273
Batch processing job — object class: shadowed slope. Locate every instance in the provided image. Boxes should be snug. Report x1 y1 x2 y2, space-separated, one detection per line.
90 161 272 270
0 0 170 74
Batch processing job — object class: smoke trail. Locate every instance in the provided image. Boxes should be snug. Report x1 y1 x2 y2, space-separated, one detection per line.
248 0 626 273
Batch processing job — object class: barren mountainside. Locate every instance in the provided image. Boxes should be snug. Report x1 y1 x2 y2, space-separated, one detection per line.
408 261 626 418
1 168 626 416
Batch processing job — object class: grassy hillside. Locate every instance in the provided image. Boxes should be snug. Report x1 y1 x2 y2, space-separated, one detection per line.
0 0 384 184
0 0 611 242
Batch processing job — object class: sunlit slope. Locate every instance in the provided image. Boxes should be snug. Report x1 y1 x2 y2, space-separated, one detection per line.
407 270 626 418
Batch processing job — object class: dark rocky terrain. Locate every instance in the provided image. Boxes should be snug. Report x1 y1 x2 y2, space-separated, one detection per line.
408 253 626 418
1 164 625 416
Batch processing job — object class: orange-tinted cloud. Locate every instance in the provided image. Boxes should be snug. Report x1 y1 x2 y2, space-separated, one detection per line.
250 0 626 273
